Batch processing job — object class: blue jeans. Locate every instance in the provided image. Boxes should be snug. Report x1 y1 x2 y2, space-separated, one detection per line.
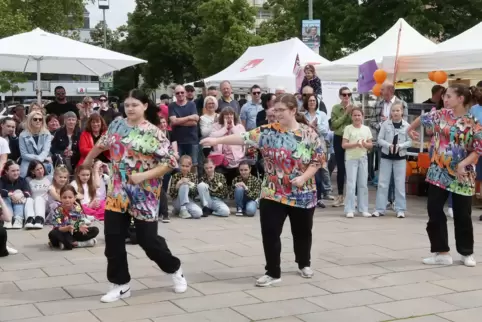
196 183 230 217
234 186 257 217
172 184 202 218
345 156 369 213
4 197 25 222
375 158 407 213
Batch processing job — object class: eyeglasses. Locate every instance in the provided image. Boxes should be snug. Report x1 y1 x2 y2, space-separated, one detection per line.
175 92 185 95
33 118 43 122
252 92 261 95
55 92 66 95
85 101 93 104
302 94 312 97
341 93 352 97
99 99 107 102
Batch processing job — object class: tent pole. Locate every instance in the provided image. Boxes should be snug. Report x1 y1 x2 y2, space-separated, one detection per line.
36 59 42 105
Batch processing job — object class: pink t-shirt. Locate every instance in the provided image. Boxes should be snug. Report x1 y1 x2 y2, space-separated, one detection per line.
159 104 171 130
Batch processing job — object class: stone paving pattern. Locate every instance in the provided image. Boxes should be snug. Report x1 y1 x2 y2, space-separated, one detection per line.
2 189 482 322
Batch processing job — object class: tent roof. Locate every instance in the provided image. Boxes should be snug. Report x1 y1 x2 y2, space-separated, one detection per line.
316 18 437 81
203 38 330 91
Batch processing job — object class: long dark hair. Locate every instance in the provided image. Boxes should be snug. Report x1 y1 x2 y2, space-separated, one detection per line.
27 160 46 179
303 93 318 112
127 89 160 126
261 93 275 110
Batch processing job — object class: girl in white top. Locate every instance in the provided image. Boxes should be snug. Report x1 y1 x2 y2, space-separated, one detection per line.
199 96 218 157
342 107 373 218
70 162 105 220
25 160 52 229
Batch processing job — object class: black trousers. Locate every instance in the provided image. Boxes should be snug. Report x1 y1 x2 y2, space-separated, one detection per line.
426 184 473 256
216 167 238 187
48 227 99 250
333 134 346 195
259 199 315 279
0 225 8 257
104 210 181 285
159 188 168 217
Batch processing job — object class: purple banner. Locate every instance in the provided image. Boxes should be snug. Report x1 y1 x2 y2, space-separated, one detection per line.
358 60 378 93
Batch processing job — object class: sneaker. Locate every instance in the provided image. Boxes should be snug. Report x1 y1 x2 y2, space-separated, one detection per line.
317 200 326 208
24 217 34 229
6 246 18 255
202 207 212 217
100 284 131 303
161 215 171 223
33 216 44 229
362 212 372 218
179 208 192 219
387 202 394 211
372 211 381 217
333 195 344 207
3 221 12 229
462 254 476 267
300 267 314 278
172 268 187 293
12 220 23 229
397 212 405 218
77 238 97 248
58 242 65 251
236 208 244 216
323 194 335 200
447 208 454 218
256 275 281 287
346 212 354 218
422 253 453 265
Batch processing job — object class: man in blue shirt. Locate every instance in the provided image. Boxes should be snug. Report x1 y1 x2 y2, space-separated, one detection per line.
240 85 264 131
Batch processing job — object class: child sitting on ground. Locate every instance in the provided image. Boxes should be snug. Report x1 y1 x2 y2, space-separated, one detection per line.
48 185 99 250
232 161 262 217
71 162 106 221
169 155 202 219
197 158 230 217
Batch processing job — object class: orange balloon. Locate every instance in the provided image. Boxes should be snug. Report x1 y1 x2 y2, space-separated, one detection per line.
373 69 387 84
372 83 382 96
433 71 448 84
428 71 435 81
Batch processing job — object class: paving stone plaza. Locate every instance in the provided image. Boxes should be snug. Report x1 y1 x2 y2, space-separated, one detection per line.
1 190 482 322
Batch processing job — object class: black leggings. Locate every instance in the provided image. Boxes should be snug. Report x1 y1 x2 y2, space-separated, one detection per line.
0 225 8 257
48 227 99 250
333 134 346 195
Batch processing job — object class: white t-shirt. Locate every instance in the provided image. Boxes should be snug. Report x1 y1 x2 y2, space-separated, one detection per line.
0 137 11 155
28 177 51 200
70 181 92 205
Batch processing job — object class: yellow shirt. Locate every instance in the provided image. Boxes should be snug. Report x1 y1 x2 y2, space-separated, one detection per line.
343 124 373 160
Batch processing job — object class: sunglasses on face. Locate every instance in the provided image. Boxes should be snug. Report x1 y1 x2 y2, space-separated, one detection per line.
33 118 42 122
99 99 107 102
341 93 352 97
175 92 185 95
252 92 261 95
56 92 66 95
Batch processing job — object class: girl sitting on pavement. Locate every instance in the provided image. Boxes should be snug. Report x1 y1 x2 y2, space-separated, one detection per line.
169 155 202 219
46 165 70 223
232 161 262 217
48 185 99 250
25 160 51 229
0 196 18 256
197 158 230 217
70 163 106 221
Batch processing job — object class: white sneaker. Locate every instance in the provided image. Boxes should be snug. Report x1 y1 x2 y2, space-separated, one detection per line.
3 221 12 229
372 211 381 217
12 220 23 229
236 208 243 216
362 212 371 218
179 209 192 219
255 275 281 287
100 284 131 303
172 268 187 293
462 254 476 267
6 246 18 255
447 208 454 218
422 253 453 265
346 212 354 218
77 238 97 248
300 267 314 278
397 212 405 218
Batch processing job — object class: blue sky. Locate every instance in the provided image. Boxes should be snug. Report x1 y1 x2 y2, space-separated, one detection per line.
85 0 136 29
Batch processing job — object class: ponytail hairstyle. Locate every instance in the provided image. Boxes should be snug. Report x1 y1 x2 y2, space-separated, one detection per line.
127 89 160 126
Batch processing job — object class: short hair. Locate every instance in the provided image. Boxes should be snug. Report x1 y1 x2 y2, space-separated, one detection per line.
185 85 195 92
63 111 77 120
207 86 217 91
46 114 59 124
250 85 261 92
54 86 65 93
203 96 218 110
220 80 231 88
431 85 444 95
239 161 251 168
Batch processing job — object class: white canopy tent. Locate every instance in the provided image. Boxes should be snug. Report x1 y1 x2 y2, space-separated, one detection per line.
381 22 482 79
0 28 147 102
203 38 330 92
315 18 438 81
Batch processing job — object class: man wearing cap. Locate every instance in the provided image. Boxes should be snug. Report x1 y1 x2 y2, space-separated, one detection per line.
185 85 196 102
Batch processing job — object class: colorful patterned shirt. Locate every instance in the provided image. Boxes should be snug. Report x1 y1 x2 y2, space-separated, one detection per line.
199 172 228 199
169 172 198 199
98 119 177 221
232 175 262 201
51 203 86 231
421 108 482 196
241 123 325 208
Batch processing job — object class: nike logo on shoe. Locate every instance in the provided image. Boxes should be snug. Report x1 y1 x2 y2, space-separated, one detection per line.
120 288 130 295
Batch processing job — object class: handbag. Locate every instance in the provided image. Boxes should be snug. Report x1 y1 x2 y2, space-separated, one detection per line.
208 152 228 167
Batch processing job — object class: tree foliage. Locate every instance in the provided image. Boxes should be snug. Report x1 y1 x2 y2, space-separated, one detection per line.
0 72 28 101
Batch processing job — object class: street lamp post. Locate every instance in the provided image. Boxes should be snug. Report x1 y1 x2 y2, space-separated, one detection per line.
98 0 110 49
308 0 313 19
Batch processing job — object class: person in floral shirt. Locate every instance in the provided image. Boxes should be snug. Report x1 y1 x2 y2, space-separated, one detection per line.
408 84 482 268
48 185 99 250
169 155 202 219
232 161 262 217
197 158 230 217
84 89 187 304
201 94 324 287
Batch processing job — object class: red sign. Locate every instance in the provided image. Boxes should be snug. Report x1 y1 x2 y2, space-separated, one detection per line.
240 59 264 72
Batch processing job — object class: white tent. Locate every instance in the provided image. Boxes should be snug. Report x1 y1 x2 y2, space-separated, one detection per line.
0 28 146 102
381 22 482 79
203 38 330 92
315 18 438 81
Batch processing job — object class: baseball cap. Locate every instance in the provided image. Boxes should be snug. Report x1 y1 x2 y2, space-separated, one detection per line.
185 85 195 92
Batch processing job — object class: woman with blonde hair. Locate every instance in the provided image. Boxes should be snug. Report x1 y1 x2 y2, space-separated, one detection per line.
199 96 218 157
19 111 52 177
29 102 46 115
77 96 95 129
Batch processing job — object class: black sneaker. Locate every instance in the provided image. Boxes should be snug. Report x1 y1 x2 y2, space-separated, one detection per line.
202 207 212 217
479 214 482 221
317 200 326 209
162 215 171 223
24 217 35 229
33 216 44 229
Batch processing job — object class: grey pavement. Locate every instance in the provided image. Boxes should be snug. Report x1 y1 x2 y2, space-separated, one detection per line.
2 188 482 322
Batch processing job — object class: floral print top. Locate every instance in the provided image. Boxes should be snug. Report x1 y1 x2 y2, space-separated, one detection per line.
241 123 325 208
232 175 262 201
421 108 482 196
51 203 86 231
199 172 228 199
169 172 198 199
98 119 177 221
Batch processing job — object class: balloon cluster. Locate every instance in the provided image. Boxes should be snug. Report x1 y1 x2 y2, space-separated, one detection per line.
428 71 447 84
372 69 387 97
